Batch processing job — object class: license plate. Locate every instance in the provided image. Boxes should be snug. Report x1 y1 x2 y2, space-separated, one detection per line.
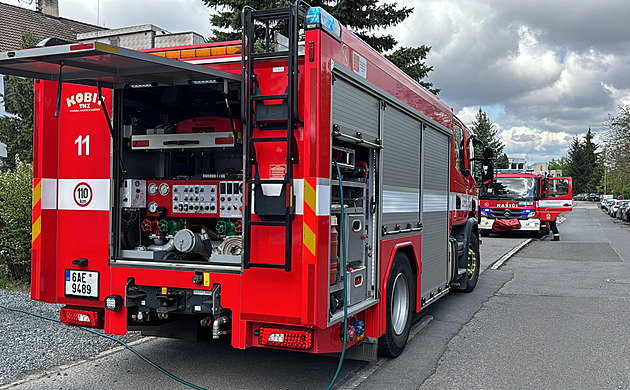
65 270 99 298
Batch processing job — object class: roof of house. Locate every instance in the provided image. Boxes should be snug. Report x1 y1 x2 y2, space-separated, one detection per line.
0 2 106 51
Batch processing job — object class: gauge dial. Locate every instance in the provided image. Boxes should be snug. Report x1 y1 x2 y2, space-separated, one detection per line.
148 182 158 196
148 201 158 214
159 183 170 196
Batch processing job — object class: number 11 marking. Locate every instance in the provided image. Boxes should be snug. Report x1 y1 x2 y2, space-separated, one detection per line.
74 135 90 156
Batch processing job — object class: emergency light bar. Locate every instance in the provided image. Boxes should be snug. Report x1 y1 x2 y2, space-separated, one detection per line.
305 7 342 41
150 45 241 60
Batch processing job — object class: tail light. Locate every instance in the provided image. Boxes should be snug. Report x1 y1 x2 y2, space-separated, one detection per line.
257 327 313 350
60 306 104 328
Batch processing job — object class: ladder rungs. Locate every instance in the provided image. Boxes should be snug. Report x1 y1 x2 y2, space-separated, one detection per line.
248 220 288 227
251 7 291 20
247 178 287 185
247 263 287 269
251 94 287 101
251 52 289 61
250 137 288 143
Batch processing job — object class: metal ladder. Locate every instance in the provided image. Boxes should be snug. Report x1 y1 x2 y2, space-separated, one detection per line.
241 3 306 271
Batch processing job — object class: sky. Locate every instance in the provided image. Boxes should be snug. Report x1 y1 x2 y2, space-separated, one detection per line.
2 0 629 163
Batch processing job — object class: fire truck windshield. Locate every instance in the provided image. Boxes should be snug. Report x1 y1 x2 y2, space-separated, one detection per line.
486 177 538 200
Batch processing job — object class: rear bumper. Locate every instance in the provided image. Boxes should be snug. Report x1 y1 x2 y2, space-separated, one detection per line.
479 217 541 231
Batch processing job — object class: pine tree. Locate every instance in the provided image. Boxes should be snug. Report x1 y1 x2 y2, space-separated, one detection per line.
201 0 439 94
470 108 507 174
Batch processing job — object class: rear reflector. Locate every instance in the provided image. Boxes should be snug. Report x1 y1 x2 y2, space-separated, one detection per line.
132 140 150 148
60 307 103 328
258 327 313 350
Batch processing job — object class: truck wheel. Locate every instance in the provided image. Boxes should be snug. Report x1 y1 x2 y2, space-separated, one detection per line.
531 230 544 239
480 230 490 237
378 252 414 358
462 234 480 293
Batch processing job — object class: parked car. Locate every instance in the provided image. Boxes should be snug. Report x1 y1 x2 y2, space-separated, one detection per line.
588 193 602 202
617 201 630 219
603 199 615 212
623 206 630 222
609 200 624 217
573 193 588 201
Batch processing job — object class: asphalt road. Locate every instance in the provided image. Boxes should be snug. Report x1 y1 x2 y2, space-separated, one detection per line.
420 201 630 389
7 205 621 390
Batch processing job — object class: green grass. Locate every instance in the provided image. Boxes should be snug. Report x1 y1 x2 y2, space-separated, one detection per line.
0 277 30 291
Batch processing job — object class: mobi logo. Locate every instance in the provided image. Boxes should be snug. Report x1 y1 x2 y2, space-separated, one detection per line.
66 92 102 113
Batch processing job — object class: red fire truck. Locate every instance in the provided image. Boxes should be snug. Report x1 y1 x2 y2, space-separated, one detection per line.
0 4 490 357
479 169 573 238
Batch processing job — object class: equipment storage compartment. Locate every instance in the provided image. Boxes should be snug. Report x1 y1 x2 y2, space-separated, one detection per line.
112 81 245 270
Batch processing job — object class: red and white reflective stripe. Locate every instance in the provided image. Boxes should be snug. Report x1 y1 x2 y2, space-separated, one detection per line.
40 178 58 210
293 178 330 216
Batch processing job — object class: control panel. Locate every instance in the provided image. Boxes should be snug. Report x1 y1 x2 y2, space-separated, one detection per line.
121 179 147 208
146 180 242 218
219 181 243 218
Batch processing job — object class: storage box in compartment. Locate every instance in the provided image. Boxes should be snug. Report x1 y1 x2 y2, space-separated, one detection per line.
345 214 365 264
346 266 367 306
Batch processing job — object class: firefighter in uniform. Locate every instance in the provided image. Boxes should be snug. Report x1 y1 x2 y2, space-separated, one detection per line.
549 218 560 241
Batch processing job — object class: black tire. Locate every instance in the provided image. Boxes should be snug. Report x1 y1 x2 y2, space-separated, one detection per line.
378 252 414 358
531 230 545 239
480 229 491 237
462 234 480 293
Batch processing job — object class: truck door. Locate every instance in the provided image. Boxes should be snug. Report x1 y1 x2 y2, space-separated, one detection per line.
0 42 239 306
539 177 573 222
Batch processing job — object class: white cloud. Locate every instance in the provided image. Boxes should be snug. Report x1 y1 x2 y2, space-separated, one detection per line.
500 126 572 163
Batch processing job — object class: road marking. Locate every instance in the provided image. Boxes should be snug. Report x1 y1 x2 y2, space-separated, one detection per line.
490 238 532 270
336 315 433 390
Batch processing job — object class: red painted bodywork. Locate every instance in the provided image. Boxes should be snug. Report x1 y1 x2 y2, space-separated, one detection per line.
29 24 478 354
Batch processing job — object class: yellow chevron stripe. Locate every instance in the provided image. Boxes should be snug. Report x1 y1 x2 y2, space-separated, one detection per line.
33 179 41 208
304 180 316 213
32 215 41 243
303 223 316 256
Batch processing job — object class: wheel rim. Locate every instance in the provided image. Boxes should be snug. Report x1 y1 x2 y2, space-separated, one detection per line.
467 245 477 278
391 273 409 335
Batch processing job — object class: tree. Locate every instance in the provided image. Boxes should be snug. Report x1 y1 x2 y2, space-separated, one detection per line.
565 129 600 195
0 158 32 282
470 107 508 174
201 0 439 94
548 156 567 172
0 32 39 171
602 105 630 195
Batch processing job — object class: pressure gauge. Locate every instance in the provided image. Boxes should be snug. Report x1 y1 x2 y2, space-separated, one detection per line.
159 183 170 196
148 201 158 214
148 182 158 196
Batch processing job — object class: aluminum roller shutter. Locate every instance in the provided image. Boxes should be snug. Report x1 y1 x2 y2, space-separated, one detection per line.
381 105 421 231
331 77 380 141
420 126 450 300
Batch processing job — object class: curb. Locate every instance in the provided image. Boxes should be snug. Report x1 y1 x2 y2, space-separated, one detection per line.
489 238 532 270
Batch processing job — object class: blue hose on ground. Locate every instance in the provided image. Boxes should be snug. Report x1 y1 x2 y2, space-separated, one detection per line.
327 160 348 390
0 303 209 390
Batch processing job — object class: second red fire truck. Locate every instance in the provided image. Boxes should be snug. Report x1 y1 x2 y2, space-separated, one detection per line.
479 170 573 238
0 4 492 358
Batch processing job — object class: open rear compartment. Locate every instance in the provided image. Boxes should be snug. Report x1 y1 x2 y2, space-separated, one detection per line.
112 81 245 271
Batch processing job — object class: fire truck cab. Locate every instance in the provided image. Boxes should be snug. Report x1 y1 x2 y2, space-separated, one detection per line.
1 4 487 358
479 170 572 237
